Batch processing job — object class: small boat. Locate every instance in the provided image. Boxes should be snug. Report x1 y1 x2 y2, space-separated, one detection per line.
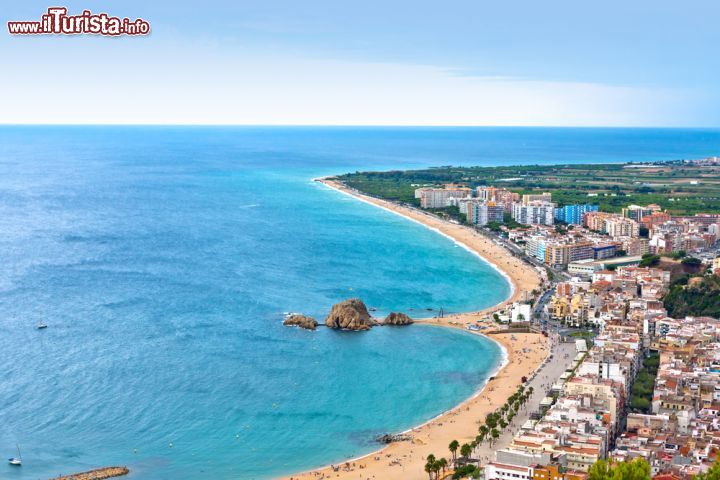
36 323 48 330
8 444 21 466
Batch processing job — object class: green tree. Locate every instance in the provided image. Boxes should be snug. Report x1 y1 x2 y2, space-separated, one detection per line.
449 440 459 463
460 443 472 459
681 256 701 266
437 458 448 478
639 255 660 267
490 428 500 446
425 460 434 480
485 413 498 429
695 459 720 480
431 460 441 479
588 458 650 480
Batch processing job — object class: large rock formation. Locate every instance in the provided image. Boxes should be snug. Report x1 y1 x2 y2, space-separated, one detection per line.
383 312 414 326
325 298 376 331
283 314 318 330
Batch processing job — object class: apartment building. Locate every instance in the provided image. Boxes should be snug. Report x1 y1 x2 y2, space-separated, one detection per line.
415 186 472 208
522 192 553 205
466 200 505 226
556 204 599 225
513 201 556 226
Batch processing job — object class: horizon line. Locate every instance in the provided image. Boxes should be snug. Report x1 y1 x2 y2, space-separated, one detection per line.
1 123 720 129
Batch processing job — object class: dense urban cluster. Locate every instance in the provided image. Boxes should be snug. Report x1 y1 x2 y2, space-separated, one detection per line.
415 185 720 271
414 183 720 479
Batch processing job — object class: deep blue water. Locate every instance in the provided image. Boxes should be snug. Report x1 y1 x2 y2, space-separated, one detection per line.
1 126 719 479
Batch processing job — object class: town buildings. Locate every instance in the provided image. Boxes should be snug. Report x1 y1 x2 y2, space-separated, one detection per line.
416 185 472 208
556 205 599 225
513 202 556 226
466 200 505 226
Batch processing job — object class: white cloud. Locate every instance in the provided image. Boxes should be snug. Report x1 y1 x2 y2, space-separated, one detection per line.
0 45 696 126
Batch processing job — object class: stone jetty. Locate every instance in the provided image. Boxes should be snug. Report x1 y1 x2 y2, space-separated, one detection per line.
50 466 129 480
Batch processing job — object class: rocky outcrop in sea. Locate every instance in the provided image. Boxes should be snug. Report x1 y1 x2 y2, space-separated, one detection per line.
325 298 377 331
383 312 414 326
283 314 318 330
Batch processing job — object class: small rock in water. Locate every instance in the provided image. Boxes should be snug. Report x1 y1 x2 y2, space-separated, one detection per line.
283 314 318 330
383 312 414 326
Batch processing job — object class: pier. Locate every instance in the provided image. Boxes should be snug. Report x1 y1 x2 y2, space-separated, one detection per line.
50 466 129 480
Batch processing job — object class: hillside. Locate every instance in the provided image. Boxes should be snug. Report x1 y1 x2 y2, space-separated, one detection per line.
663 275 720 318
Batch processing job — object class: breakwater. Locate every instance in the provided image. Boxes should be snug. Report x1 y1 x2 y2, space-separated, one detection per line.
50 466 129 480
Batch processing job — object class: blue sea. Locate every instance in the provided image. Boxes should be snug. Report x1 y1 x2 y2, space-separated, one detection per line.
1 127 720 479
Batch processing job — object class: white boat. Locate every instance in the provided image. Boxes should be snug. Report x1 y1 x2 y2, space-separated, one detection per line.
8 444 21 466
36 323 48 330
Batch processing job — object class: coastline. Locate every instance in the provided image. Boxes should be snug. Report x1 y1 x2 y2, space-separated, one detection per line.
314 177 541 309
280 178 546 480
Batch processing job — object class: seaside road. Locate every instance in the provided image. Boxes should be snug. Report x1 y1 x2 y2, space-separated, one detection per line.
470 338 577 464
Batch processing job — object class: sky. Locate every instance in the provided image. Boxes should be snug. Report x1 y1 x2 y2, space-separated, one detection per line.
1 0 719 126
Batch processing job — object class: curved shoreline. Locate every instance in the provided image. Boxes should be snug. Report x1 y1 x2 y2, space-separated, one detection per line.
289 324 509 477
312 177 517 305
313 177 540 309
281 178 546 480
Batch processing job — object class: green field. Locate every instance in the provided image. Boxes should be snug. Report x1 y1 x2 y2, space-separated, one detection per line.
336 162 720 215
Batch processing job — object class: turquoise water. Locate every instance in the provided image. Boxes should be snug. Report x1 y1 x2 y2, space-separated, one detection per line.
1 127 719 479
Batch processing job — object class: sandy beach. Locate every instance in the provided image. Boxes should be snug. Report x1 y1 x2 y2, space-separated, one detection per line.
280 179 547 480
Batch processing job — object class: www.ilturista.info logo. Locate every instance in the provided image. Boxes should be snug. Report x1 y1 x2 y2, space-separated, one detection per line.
8 7 150 36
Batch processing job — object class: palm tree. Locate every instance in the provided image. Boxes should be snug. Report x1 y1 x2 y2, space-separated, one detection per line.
460 443 472 459
437 458 448 478
478 425 489 439
490 428 500 447
499 418 508 430
448 440 459 463
485 413 498 429
432 461 441 480
424 461 433 480
426 454 437 480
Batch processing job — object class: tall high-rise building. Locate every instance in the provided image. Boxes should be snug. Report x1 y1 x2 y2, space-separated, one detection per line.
555 204 599 225
512 201 555 225
622 204 661 222
476 186 520 212
415 187 471 209
467 201 504 226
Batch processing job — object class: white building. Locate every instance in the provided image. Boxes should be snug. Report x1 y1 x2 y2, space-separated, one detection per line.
511 303 532 323
415 187 471 209
484 462 533 480
467 201 504 226
512 201 555 225
568 259 602 277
